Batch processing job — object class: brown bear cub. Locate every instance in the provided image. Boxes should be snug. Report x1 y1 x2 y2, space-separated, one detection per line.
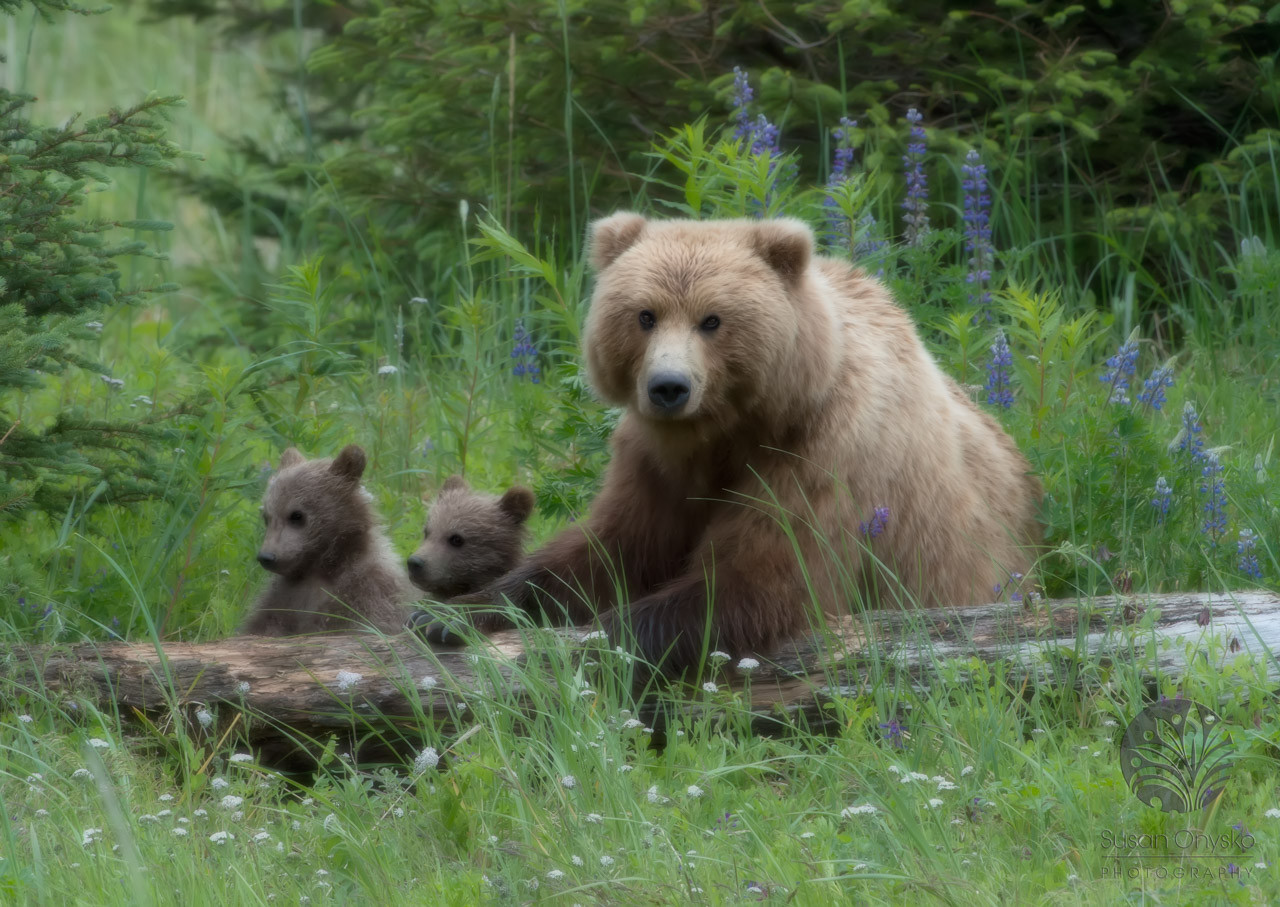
411 214 1041 673
241 445 415 636
406 475 535 599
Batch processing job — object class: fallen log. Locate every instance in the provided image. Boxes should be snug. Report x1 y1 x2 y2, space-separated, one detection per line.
9 591 1278 767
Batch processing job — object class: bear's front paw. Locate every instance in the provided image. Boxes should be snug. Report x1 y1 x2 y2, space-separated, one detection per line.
407 608 466 646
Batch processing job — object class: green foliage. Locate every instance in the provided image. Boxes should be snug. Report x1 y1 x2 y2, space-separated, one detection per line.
0 3 190 516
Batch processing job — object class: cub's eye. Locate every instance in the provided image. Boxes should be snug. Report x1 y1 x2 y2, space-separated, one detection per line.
288 510 305 526
448 534 465 548
701 315 721 331
638 310 656 330
423 529 430 539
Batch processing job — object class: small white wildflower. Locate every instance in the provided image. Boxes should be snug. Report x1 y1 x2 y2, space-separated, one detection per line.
26 773 42 783
686 785 704 798
1265 808 1280 819
736 657 760 671
571 855 583 866
335 670 362 692
1257 862 1269 870
960 765 974 776
1031 727 1046 735
252 832 271 844
908 771 929 781
392 807 404 818
177 818 190 825
157 809 172 818
579 630 608 642
209 831 234 845
193 809 208 818
301 798 314 807
937 780 958 791
546 870 565 881
234 681 251 696
323 813 340 832
171 827 188 837
88 737 110 749
159 794 174 803
617 764 633 773
853 863 868 872
585 813 603 824
647 785 662 804
377 364 399 376
599 855 615 867
622 718 644 730
951 818 965 825
35 809 49 818
173 447 186 455
71 768 93 781
220 795 244 810
840 804 878 818
229 753 253 764
98 375 125 391
315 869 329 878
195 708 213 728
85 321 104 333
1103 719 1118 728
419 676 438 691
18 714 33 724
701 681 718 693
291 821 301 831
561 775 577 789
799 831 815 839
1093 751 1102 758
747 884 764 894
643 727 653 733
138 814 159 824
409 296 430 306
927 798 944 809
211 777 230 791
414 747 440 774
82 828 103 846
708 650 731 662
887 765 902 775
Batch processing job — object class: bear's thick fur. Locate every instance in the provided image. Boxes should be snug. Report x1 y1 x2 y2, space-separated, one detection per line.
406 475 535 599
241 445 414 635
412 215 1040 672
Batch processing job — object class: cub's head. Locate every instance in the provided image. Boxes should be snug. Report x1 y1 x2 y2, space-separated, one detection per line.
257 445 372 578
406 475 534 599
584 214 826 431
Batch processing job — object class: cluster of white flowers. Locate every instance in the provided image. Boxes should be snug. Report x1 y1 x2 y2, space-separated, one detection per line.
701 681 718 694
736 657 760 672
686 785 704 798
81 828 103 846
414 747 440 774
560 775 577 789
209 831 235 845
195 708 213 729
211 778 230 791
335 670 363 692
840 804 878 818
599 855 615 867
88 737 110 749
230 753 253 764
1265 808 1280 819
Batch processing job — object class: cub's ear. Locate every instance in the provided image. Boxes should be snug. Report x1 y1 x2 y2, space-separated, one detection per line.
330 445 367 481
752 219 813 284
498 486 536 524
279 447 305 470
440 474 469 495
588 212 647 271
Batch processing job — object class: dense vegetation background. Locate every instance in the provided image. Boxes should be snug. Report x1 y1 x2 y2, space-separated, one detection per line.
1 1 1278 902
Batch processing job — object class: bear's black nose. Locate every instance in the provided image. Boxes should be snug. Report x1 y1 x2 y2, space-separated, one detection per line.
647 372 691 410
256 551 276 567
407 556 425 575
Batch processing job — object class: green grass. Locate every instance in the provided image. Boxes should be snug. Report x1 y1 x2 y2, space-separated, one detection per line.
2 6 1280 904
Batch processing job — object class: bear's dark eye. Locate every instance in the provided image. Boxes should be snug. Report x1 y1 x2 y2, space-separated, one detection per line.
638 310 656 330
701 314 721 331
288 510 305 526
448 533 465 548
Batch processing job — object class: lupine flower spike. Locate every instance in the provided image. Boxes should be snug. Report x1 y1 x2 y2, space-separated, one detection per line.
901 109 930 245
961 149 994 315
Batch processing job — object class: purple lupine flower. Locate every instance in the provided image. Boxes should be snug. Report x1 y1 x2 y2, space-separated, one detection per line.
986 330 1014 408
824 117 858 247
511 321 540 384
1137 363 1175 411
1175 401 1206 462
1237 528 1262 579
854 212 887 258
878 719 905 749
1100 339 1139 405
1151 477 1172 524
860 506 890 538
1199 452 1227 544
961 149 994 314
731 67 755 144
901 108 930 245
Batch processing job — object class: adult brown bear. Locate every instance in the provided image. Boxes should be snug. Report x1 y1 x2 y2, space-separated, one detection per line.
411 215 1040 673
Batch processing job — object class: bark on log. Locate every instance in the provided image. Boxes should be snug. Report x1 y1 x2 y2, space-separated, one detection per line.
9 591 1278 767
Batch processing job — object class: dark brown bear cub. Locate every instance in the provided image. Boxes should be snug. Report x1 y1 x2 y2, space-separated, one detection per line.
241 445 414 636
412 215 1040 673
406 475 535 599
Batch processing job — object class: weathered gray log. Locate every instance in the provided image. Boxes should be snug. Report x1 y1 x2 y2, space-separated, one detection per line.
10 591 1278 764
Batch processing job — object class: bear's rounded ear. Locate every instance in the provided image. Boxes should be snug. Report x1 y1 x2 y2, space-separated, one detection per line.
588 212 647 271
498 486 536 525
752 219 813 284
440 474 469 495
330 445 367 481
279 447 305 470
